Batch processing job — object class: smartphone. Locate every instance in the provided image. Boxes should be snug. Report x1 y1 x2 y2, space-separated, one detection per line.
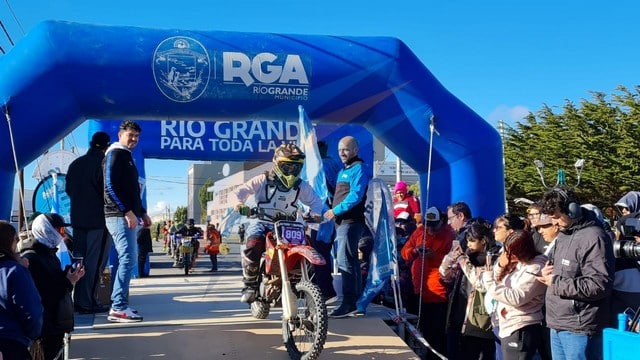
452 240 460 249
623 307 636 320
72 257 84 270
629 307 640 333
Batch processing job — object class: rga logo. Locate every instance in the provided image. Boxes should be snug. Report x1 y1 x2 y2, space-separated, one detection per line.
153 37 210 102
223 52 310 101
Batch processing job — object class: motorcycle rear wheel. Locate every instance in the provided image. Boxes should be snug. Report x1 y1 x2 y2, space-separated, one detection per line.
282 281 327 360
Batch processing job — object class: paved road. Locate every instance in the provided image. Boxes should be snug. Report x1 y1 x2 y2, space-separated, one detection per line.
68 242 418 359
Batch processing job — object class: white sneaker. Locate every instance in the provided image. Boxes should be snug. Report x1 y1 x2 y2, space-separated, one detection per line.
107 307 143 323
325 296 342 306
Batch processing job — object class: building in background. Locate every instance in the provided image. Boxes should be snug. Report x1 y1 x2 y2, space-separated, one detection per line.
187 162 218 223
11 188 34 229
188 161 263 222
373 160 419 187
206 162 272 225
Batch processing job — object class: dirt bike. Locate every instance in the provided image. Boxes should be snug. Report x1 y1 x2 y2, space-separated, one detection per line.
243 207 328 360
177 234 194 276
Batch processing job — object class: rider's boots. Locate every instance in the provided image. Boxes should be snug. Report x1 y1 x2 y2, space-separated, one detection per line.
240 265 259 303
240 235 265 303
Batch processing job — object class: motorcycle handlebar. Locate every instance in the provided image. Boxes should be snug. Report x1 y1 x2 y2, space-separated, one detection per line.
240 206 322 224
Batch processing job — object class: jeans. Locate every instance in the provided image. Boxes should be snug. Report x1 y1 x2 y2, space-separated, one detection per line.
335 221 365 307
106 216 138 311
549 329 603 360
493 325 503 360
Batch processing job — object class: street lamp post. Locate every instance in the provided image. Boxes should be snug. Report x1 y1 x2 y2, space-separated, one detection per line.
533 159 585 189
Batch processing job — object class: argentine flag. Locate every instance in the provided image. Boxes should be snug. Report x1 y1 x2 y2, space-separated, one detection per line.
296 105 333 243
357 178 397 312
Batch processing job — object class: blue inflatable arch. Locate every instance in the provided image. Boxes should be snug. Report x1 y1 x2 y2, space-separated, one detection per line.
0 21 505 220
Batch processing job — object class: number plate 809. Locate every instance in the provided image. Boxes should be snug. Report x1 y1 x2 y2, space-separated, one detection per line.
280 226 305 245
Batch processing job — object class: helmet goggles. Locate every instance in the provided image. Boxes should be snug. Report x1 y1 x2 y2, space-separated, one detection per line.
279 161 303 176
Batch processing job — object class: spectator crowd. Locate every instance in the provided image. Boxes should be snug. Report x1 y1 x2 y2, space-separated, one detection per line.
2 126 639 360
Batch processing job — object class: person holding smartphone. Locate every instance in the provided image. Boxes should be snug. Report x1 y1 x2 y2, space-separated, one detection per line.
482 230 547 360
536 188 614 360
439 218 500 359
401 206 454 359
22 213 85 360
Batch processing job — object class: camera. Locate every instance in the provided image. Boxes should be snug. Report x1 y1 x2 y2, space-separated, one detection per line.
614 240 640 259
621 217 640 238
616 217 640 259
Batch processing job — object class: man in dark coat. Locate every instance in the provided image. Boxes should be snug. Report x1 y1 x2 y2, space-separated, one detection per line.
66 131 112 314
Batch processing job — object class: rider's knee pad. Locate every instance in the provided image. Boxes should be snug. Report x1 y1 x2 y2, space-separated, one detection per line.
243 235 266 263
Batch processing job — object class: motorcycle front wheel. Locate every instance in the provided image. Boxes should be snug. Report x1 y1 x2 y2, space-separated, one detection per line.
250 300 270 319
183 252 190 276
282 281 327 360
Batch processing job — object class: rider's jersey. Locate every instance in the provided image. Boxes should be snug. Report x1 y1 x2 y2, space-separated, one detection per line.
231 172 323 219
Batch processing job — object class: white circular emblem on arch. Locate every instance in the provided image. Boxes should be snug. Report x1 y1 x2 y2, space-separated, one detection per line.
152 36 210 102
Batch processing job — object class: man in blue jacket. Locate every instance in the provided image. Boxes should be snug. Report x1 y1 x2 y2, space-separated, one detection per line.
323 136 370 318
103 120 151 323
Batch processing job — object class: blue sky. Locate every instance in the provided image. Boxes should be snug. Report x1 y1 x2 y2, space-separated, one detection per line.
3 0 639 215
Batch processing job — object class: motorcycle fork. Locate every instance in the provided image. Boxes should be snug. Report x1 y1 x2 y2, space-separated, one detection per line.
300 258 310 282
278 247 297 320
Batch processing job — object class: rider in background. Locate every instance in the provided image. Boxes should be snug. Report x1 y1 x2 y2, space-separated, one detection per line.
232 143 324 303
175 219 203 270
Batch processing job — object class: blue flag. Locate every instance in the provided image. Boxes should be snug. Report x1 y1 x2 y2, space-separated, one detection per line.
357 178 397 312
296 105 329 204
296 105 333 243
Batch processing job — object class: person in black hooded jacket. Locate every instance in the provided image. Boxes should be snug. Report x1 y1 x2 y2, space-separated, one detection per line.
23 213 84 360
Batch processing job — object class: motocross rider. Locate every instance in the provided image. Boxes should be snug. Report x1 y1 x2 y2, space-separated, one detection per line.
175 218 203 268
232 143 324 303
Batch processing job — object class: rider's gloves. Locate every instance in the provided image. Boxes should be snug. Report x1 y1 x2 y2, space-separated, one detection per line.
235 204 250 216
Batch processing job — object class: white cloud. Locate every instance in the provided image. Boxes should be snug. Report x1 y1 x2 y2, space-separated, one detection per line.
153 201 168 213
487 105 531 125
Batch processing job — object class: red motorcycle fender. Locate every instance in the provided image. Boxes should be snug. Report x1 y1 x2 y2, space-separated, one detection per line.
285 246 326 270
